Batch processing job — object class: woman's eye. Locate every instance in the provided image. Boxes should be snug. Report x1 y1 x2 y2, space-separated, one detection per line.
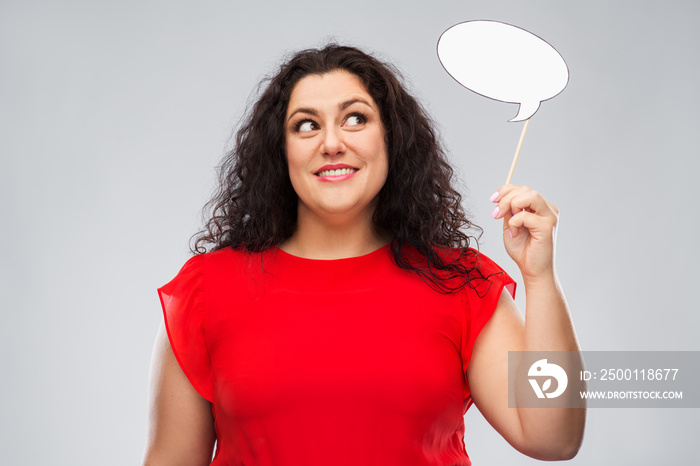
296 120 317 132
344 114 366 127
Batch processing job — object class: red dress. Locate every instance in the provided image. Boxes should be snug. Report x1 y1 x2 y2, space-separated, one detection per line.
158 244 516 465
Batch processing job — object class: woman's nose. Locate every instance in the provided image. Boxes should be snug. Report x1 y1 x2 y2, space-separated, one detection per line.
321 126 346 157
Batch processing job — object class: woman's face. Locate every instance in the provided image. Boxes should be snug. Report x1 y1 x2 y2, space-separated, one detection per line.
284 70 389 225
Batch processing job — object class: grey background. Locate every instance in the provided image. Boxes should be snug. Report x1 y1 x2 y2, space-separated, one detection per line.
2 0 698 464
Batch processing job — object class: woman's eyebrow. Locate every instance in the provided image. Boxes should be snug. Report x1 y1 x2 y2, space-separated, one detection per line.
287 107 318 122
340 98 372 110
287 98 373 122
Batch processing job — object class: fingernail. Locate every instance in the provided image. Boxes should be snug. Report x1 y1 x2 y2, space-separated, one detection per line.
508 230 513 239
491 206 500 219
489 192 499 202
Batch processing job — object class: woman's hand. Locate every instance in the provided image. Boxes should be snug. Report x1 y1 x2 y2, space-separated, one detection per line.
489 185 559 282
476 185 584 459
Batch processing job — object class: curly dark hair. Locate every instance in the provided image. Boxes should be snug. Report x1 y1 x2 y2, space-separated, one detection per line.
191 43 491 294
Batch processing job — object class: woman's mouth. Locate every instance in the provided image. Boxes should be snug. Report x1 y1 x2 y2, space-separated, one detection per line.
316 168 358 177
315 167 359 182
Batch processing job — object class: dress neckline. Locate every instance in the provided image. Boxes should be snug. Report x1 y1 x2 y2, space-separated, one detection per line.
271 243 391 263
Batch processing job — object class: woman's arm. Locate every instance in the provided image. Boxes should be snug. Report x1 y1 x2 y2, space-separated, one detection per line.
143 323 216 466
466 185 586 460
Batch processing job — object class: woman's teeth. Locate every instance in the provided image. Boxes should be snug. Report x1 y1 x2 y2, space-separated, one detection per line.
316 168 358 177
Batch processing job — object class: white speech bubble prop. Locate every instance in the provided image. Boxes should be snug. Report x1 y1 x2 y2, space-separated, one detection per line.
437 20 569 122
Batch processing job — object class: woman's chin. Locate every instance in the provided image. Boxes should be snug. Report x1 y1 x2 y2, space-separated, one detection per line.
305 202 372 222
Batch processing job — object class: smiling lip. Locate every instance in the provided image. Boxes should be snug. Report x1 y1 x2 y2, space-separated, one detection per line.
314 163 359 175
314 164 359 182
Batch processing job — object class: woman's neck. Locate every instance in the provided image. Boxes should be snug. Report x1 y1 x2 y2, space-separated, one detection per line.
278 204 390 260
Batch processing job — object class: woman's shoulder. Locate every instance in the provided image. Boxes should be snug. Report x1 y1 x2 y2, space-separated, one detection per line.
464 248 516 299
403 243 483 269
186 245 282 282
432 245 503 271
190 245 261 265
428 245 514 297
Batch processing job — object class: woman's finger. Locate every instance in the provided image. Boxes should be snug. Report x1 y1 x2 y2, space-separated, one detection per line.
491 185 534 219
507 210 558 238
491 186 556 221
501 208 517 238
489 184 517 203
508 190 555 218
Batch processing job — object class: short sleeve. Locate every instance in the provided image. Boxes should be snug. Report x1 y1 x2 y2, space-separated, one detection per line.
461 250 517 374
157 254 213 401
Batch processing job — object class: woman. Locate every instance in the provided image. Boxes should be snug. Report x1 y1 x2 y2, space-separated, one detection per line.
144 44 585 465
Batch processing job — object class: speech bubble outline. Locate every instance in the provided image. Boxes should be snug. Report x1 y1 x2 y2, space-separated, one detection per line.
437 20 569 122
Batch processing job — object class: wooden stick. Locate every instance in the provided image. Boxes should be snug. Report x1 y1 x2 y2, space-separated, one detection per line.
506 118 531 184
